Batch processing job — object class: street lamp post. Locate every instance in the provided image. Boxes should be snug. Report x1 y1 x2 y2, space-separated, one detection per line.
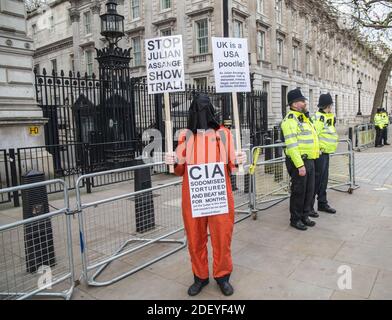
357 79 362 116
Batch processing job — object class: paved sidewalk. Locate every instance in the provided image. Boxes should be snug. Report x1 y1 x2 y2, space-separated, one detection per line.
70 145 392 300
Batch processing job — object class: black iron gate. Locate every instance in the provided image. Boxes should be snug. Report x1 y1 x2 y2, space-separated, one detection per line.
32 68 268 194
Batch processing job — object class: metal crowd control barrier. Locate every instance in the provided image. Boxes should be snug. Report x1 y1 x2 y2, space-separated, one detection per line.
328 139 357 193
75 160 253 287
249 143 290 218
0 179 75 300
75 162 186 287
249 139 357 219
231 162 253 223
355 123 375 151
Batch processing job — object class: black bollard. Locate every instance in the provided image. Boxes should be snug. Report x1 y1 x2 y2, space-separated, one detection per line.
133 159 155 233
22 170 56 273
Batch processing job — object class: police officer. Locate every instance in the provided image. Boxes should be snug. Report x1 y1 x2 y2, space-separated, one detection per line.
381 108 390 146
374 108 384 147
281 89 319 231
311 93 339 215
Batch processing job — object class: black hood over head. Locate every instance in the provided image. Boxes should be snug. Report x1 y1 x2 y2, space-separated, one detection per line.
187 93 220 133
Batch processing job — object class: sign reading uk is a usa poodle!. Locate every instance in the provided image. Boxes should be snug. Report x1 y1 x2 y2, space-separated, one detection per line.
212 37 251 93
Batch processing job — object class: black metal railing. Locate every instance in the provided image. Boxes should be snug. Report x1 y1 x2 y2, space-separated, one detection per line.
0 149 11 204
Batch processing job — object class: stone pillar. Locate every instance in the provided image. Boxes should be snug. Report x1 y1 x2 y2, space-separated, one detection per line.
0 0 46 150
91 1 102 75
69 6 81 72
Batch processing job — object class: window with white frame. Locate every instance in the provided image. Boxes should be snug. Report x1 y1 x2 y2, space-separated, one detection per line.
49 16 54 32
233 20 243 38
51 59 57 73
304 19 310 42
160 28 171 36
306 50 311 74
257 30 265 61
257 0 264 14
317 54 322 78
86 51 93 76
84 11 91 34
292 10 297 31
161 0 171 11
292 45 299 71
196 19 208 54
194 77 207 88
277 38 283 65
131 0 140 20
70 55 75 72
132 36 142 66
275 0 282 24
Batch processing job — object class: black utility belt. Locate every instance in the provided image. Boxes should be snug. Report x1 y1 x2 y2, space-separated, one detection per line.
285 154 314 161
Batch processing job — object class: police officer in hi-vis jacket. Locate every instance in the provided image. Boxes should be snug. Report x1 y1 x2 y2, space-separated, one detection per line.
311 93 339 216
280 89 319 231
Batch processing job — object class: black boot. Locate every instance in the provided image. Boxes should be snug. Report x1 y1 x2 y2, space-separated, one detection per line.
302 217 316 227
318 204 336 214
309 209 319 218
216 275 234 296
290 220 307 231
187 275 209 296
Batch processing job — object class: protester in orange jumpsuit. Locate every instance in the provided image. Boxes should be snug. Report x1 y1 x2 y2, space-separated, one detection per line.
165 93 246 296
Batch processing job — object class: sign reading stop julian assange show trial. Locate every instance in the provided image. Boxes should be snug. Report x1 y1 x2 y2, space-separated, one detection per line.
212 37 251 93
145 35 185 94
187 162 229 218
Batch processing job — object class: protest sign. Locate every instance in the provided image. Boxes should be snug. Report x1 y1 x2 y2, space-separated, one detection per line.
187 162 229 218
211 37 251 93
212 37 250 173
145 35 185 94
145 35 185 173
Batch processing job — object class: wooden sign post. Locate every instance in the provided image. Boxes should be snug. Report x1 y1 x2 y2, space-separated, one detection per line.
145 35 185 173
212 37 251 173
164 92 174 173
231 92 244 173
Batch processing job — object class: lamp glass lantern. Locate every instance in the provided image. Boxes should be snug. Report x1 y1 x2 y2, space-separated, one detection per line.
356 79 362 90
100 1 125 47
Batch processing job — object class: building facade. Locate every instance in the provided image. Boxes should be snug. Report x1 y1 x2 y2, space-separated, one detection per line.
1 0 46 150
27 0 391 127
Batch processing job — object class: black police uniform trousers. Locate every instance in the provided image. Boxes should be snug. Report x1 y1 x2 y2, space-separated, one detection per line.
312 153 329 210
375 127 383 146
285 157 315 223
382 127 388 144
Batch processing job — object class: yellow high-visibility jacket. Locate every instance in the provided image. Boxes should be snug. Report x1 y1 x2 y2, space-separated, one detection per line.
381 112 389 128
281 110 320 168
312 111 339 154
374 113 384 129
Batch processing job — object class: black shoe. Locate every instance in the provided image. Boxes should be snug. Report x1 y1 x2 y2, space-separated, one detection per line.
318 205 336 214
187 277 209 296
302 217 316 227
385 143 391 145
376 145 382 148
217 280 234 296
309 209 319 218
290 220 307 231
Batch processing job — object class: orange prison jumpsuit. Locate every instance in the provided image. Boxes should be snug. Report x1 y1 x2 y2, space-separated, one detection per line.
174 125 237 280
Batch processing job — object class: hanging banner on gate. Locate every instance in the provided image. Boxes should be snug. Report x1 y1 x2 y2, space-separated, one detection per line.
212 37 251 93
145 35 185 94
188 162 229 218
